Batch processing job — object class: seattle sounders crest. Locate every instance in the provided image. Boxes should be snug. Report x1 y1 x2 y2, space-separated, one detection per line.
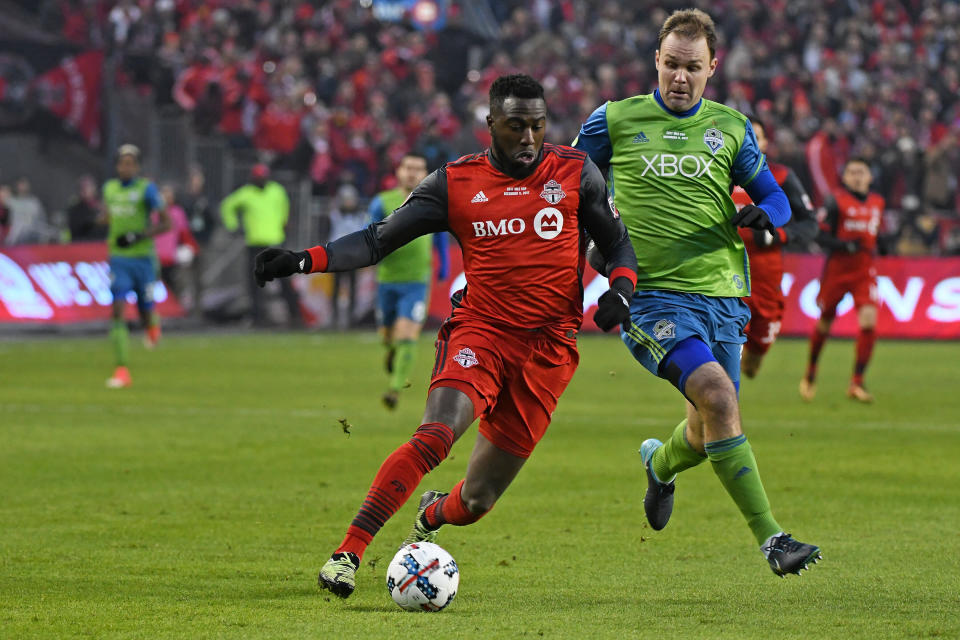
703 128 724 154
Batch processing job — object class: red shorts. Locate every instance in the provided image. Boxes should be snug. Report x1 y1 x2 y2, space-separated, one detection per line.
429 316 579 459
743 272 784 355
817 259 878 313
743 295 783 355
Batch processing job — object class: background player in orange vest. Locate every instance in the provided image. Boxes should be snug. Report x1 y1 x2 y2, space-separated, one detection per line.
253 74 637 598
800 157 885 403
732 121 818 379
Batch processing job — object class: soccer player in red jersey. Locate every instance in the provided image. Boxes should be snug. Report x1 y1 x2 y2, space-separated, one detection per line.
254 74 638 598
732 121 817 378
800 157 885 403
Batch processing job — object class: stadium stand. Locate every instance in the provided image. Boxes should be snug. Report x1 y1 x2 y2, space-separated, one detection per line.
2 0 959 258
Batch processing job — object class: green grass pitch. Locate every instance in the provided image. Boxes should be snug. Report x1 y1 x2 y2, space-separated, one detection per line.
1 331 958 639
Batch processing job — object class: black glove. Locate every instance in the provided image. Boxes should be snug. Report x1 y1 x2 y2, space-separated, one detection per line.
752 227 780 248
731 204 772 231
841 239 861 253
115 231 143 248
594 277 633 332
254 247 310 287
585 239 608 276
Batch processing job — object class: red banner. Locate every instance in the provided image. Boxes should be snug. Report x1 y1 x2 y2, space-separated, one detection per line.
33 50 103 148
0 243 184 324
778 254 960 339
429 252 960 339
0 45 102 147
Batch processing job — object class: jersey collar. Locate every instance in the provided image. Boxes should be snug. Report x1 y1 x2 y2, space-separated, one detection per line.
486 147 543 180
653 88 702 118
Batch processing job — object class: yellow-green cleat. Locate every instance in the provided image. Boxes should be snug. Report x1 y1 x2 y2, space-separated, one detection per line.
400 490 446 549
318 552 359 598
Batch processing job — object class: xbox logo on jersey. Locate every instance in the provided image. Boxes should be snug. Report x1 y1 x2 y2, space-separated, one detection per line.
534 207 563 240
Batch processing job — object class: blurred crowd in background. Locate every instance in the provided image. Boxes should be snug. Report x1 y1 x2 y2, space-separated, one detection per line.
3 0 960 257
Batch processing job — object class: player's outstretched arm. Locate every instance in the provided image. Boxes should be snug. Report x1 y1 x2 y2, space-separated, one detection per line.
578 157 637 331
254 168 451 288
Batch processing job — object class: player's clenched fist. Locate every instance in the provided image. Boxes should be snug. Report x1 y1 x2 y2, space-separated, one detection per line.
594 277 633 332
731 204 772 231
254 247 309 287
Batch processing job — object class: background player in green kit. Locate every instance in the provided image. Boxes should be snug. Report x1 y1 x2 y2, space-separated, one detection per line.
102 144 170 388
368 151 449 409
575 9 820 577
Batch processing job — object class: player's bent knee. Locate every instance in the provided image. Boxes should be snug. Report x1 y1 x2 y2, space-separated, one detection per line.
741 351 761 378
695 382 738 417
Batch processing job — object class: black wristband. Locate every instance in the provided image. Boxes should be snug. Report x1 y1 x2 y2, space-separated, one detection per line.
294 250 312 273
610 276 634 297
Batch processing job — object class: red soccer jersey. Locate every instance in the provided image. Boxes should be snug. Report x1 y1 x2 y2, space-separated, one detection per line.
445 145 587 334
830 188 885 253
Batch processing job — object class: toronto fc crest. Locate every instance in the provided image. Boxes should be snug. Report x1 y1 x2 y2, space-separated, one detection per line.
540 180 566 205
453 347 479 368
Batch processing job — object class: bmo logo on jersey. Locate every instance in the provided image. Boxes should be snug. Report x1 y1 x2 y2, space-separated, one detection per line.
471 207 565 240
472 218 526 237
533 207 563 239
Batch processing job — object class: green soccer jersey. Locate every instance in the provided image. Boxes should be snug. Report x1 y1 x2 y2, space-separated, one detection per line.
576 93 769 297
104 177 156 258
370 188 433 283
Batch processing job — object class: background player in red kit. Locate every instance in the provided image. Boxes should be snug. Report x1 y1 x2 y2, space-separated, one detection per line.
800 157 885 403
732 121 817 378
254 74 638 598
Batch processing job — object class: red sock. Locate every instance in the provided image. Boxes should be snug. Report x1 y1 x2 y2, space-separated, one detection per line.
853 328 876 384
424 479 489 527
806 326 829 381
336 423 454 560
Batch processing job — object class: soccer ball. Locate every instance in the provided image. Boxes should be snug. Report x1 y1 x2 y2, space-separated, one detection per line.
386 542 459 612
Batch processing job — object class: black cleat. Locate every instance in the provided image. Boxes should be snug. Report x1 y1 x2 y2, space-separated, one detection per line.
764 533 822 577
639 438 675 530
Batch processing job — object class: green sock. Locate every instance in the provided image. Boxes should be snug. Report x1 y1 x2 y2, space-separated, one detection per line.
705 435 782 545
651 419 707 482
389 339 416 392
110 319 129 367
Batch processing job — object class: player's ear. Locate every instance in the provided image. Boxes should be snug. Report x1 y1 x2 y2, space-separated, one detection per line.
708 57 718 77
485 113 494 129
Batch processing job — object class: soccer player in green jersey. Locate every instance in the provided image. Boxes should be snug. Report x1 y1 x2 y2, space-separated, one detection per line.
575 9 820 577
368 151 449 410
102 144 170 388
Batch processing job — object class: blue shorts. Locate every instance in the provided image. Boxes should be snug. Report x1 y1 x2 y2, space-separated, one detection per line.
620 290 749 390
109 255 157 309
377 282 428 327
